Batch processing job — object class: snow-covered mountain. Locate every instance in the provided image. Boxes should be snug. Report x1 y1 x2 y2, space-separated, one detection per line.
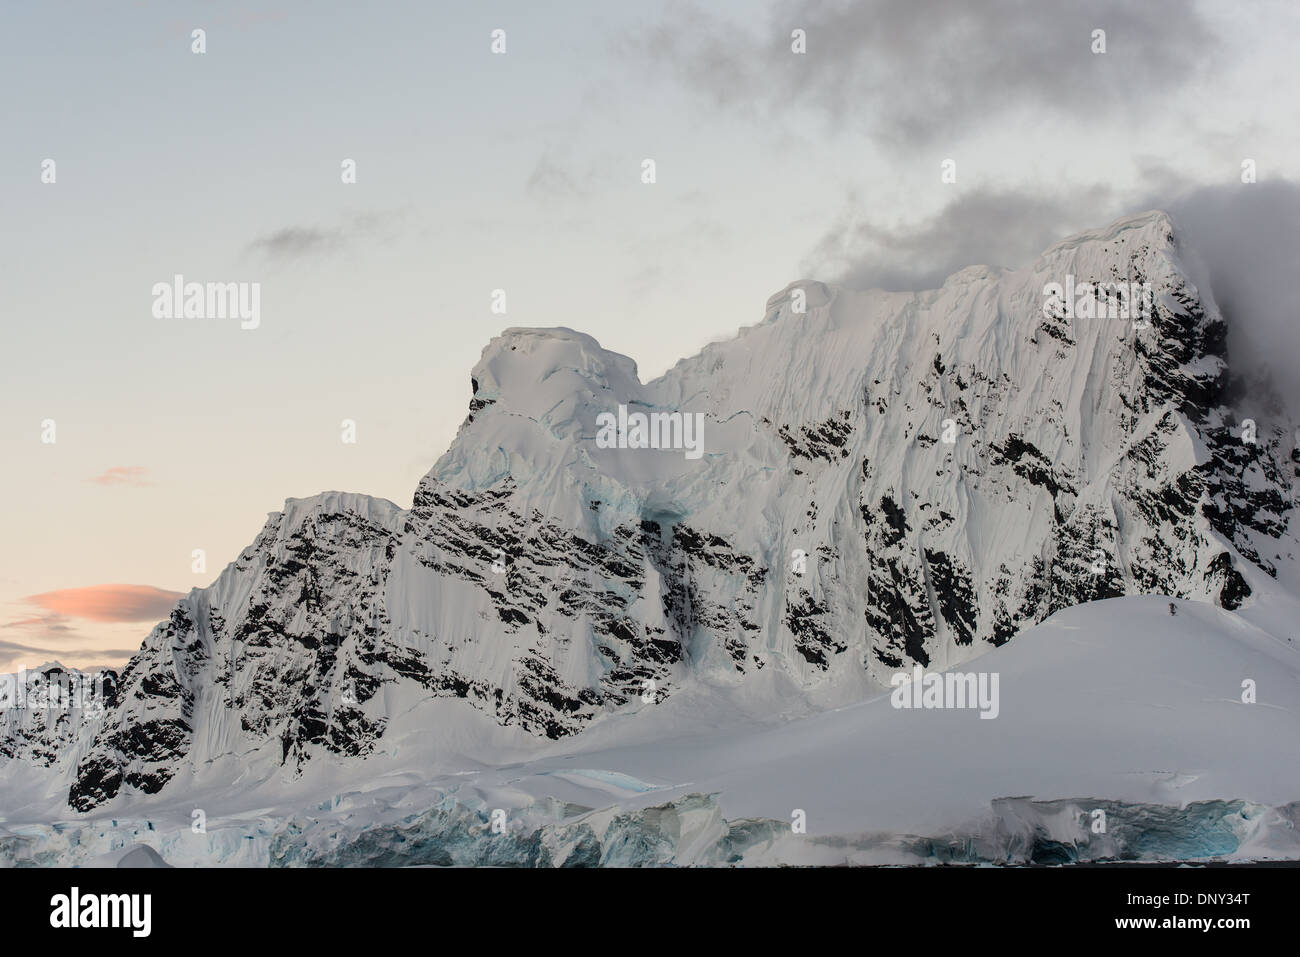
6 210 1297 829
0 663 117 767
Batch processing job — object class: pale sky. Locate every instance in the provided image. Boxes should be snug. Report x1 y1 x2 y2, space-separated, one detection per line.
3 0 1298 671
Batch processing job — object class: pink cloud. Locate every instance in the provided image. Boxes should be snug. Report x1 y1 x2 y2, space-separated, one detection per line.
21 584 184 623
87 466 152 487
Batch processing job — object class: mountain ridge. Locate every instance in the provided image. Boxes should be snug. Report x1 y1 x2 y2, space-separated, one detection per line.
3 209 1294 815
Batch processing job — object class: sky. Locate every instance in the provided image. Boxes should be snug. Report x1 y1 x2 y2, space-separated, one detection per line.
2 0 1298 672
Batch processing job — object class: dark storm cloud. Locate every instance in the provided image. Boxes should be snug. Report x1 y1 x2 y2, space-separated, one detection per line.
640 0 1217 146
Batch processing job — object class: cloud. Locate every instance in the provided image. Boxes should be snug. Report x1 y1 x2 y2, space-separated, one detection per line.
19 584 185 624
802 162 1199 292
1 612 77 634
1162 180 1300 413
803 185 1117 290
0 588 162 672
0 638 137 674
87 465 152 487
803 172 1300 416
248 225 344 259
527 153 595 200
246 210 407 261
638 0 1217 147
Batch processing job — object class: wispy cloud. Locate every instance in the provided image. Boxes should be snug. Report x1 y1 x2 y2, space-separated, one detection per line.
1 612 78 634
248 225 344 259
803 174 1300 412
0 587 166 672
527 152 595 201
636 0 1217 148
87 465 152 487
0 637 138 674
246 209 408 261
802 184 1118 290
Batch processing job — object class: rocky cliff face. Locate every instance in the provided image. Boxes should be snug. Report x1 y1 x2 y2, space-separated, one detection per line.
41 210 1297 813
0 664 118 768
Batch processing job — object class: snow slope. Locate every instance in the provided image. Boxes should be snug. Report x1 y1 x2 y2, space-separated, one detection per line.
4 597 1298 866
